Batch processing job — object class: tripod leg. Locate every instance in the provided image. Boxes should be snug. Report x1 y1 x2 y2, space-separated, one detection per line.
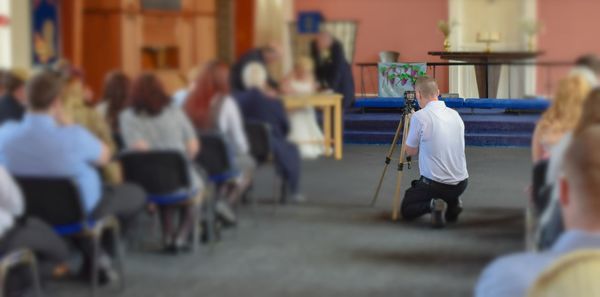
392 113 412 221
371 115 406 206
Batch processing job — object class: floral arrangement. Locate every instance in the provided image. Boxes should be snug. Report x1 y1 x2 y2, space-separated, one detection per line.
522 20 543 37
437 20 457 37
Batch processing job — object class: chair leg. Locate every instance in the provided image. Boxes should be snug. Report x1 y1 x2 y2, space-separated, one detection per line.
272 169 280 214
28 254 42 297
111 224 125 292
191 201 200 253
280 180 288 204
90 235 100 297
205 188 216 250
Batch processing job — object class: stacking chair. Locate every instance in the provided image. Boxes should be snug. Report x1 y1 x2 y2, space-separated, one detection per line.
244 121 286 205
532 160 551 214
120 151 201 251
0 249 42 297
196 132 239 236
528 250 600 297
196 132 238 186
15 177 122 297
526 160 551 250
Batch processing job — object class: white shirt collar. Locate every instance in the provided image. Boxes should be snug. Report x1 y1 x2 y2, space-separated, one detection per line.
423 100 446 109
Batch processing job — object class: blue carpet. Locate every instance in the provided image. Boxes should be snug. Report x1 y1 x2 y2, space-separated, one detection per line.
344 111 540 147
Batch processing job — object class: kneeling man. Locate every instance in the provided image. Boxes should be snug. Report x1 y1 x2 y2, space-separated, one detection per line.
401 77 468 228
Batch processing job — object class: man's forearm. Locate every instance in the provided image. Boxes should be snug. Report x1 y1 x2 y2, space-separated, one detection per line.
406 146 418 157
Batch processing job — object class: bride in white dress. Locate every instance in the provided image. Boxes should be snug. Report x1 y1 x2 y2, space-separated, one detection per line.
282 57 325 159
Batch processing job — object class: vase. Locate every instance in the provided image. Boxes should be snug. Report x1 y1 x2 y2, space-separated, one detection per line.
443 38 451 51
527 36 535 52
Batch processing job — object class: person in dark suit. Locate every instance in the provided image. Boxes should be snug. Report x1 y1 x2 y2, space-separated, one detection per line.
230 44 281 93
310 32 355 109
234 62 304 203
0 69 27 125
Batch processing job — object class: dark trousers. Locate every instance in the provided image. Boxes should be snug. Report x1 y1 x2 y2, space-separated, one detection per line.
401 177 468 220
0 218 70 297
78 183 145 272
0 217 69 276
272 139 302 194
92 183 146 234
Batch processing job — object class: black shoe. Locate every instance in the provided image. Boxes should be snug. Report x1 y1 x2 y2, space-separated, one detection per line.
430 199 447 229
446 199 463 223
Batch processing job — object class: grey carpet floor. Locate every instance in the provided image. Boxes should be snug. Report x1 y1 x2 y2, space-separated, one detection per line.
49 145 531 297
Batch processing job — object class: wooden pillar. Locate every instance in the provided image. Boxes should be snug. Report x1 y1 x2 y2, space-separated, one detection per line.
234 0 255 58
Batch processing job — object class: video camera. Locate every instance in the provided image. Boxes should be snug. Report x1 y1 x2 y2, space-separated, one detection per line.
404 90 417 113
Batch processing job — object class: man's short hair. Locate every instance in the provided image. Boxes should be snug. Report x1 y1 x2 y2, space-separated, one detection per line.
26 71 63 111
575 54 600 75
564 126 600 213
415 76 439 99
2 69 27 95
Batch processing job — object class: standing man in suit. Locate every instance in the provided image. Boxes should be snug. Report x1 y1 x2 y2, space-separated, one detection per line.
310 31 355 109
230 43 282 93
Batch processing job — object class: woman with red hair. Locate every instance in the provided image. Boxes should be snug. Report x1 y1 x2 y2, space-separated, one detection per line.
120 73 204 252
184 62 254 221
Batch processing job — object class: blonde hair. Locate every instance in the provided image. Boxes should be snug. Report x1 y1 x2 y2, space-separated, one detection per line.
538 75 591 137
295 56 314 73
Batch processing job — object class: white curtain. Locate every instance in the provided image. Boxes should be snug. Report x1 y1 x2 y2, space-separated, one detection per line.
254 0 294 79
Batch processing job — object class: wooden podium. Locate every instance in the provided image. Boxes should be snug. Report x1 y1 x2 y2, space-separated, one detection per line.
428 51 543 98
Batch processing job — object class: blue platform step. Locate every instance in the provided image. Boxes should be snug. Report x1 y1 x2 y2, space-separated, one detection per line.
343 111 540 147
354 97 550 111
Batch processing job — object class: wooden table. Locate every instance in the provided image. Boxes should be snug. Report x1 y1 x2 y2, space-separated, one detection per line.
282 94 344 160
428 51 543 98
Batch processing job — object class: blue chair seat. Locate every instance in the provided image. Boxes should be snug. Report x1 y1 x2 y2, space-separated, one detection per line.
147 188 198 205
209 170 240 184
53 219 98 236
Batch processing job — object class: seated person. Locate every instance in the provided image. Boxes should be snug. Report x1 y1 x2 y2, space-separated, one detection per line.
96 70 132 150
184 61 254 216
230 43 281 93
476 126 600 297
0 165 69 297
0 71 145 284
172 67 199 108
234 62 304 203
55 62 122 184
531 75 590 163
570 54 600 87
401 77 468 228
282 57 325 159
0 69 27 125
120 73 205 252
536 88 600 250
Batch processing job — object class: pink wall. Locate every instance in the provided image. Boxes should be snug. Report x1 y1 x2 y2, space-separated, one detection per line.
538 0 600 94
295 0 449 95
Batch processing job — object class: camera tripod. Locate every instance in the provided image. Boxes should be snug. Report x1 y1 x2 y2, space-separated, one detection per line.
371 93 416 221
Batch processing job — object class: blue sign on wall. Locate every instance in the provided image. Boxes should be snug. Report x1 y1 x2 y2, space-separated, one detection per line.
297 11 323 34
31 0 60 66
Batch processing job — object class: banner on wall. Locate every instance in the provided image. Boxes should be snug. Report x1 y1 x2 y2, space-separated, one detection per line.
378 63 427 98
31 0 60 66
297 11 323 34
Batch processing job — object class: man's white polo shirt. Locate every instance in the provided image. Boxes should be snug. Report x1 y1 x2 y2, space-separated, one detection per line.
405 100 469 185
